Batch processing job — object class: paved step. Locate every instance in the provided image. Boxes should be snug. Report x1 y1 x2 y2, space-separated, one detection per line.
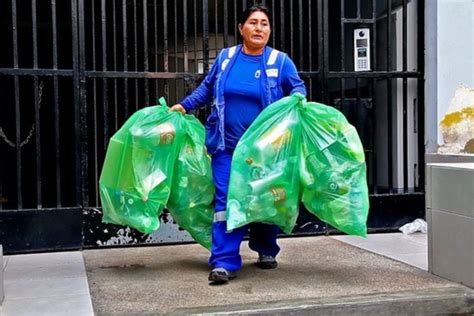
168 287 474 315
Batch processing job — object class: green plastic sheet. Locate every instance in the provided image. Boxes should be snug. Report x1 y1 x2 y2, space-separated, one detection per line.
227 93 369 236
99 99 214 247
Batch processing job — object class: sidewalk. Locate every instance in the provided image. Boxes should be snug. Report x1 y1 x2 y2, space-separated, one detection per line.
1 233 473 315
0 251 93 315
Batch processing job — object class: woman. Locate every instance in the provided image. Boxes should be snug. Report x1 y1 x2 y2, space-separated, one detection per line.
170 4 306 284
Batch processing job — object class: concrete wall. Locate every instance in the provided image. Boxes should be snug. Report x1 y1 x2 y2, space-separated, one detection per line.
425 0 474 152
426 163 474 288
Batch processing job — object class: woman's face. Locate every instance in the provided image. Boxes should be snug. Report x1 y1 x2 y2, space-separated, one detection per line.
239 11 271 53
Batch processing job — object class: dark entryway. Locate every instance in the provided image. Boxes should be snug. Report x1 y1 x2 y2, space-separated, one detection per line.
0 0 424 254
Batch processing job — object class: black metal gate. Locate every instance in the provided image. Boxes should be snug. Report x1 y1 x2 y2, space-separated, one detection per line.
0 0 424 254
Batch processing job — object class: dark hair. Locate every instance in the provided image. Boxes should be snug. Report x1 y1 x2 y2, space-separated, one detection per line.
239 4 272 27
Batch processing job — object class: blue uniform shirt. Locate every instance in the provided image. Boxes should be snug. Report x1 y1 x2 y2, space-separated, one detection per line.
224 52 263 149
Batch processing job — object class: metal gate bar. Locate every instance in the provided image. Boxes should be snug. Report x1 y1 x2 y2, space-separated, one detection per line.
11 0 22 209
387 0 393 190
416 0 425 191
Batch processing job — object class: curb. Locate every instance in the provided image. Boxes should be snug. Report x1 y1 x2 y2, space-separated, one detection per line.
168 287 474 315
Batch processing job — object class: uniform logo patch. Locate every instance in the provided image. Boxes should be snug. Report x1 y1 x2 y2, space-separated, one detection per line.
266 68 279 77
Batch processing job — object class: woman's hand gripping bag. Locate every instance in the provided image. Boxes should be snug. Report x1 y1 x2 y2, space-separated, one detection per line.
227 95 303 234
99 102 185 234
299 102 369 236
167 114 215 250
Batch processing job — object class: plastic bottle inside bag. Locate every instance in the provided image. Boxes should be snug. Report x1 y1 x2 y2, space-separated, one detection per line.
250 166 267 180
254 118 295 161
247 186 287 218
248 168 284 194
348 186 363 209
131 122 176 146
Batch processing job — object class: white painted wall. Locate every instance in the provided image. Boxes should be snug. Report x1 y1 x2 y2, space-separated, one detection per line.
427 0 474 150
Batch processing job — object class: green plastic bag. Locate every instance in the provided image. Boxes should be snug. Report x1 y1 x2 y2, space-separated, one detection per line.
99 99 215 243
227 96 303 234
99 104 185 234
299 100 369 237
167 115 215 250
227 93 369 236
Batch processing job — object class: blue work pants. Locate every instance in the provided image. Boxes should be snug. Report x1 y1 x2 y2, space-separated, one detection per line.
209 149 280 272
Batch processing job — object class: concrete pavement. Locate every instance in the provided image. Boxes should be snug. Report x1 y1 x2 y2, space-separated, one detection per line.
83 235 474 315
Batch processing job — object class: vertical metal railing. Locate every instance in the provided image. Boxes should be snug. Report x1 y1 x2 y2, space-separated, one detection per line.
289 0 294 58
163 0 169 100
416 0 425 191
90 0 98 206
51 0 62 207
279 0 285 52
74 0 84 207
12 0 22 209
112 1 118 132
101 0 109 167
223 0 228 47
307 0 313 97
202 0 209 77
370 0 378 194
77 0 88 207
132 0 138 110
143 0 150 105
183 1 189 73
387 0 393 191
32 0 42 208
402 0 409 191
298 0 303 69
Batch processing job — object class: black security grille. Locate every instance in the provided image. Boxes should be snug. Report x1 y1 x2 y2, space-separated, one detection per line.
324 0 424 197
0 0 79 211
0 0 424 253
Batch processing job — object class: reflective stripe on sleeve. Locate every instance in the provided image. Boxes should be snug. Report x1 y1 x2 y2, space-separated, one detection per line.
213 211 226 222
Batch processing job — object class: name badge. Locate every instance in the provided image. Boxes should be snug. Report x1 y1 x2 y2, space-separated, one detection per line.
266 68 279 77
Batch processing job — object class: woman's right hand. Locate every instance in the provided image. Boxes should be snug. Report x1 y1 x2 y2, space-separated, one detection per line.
169 103 186 114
